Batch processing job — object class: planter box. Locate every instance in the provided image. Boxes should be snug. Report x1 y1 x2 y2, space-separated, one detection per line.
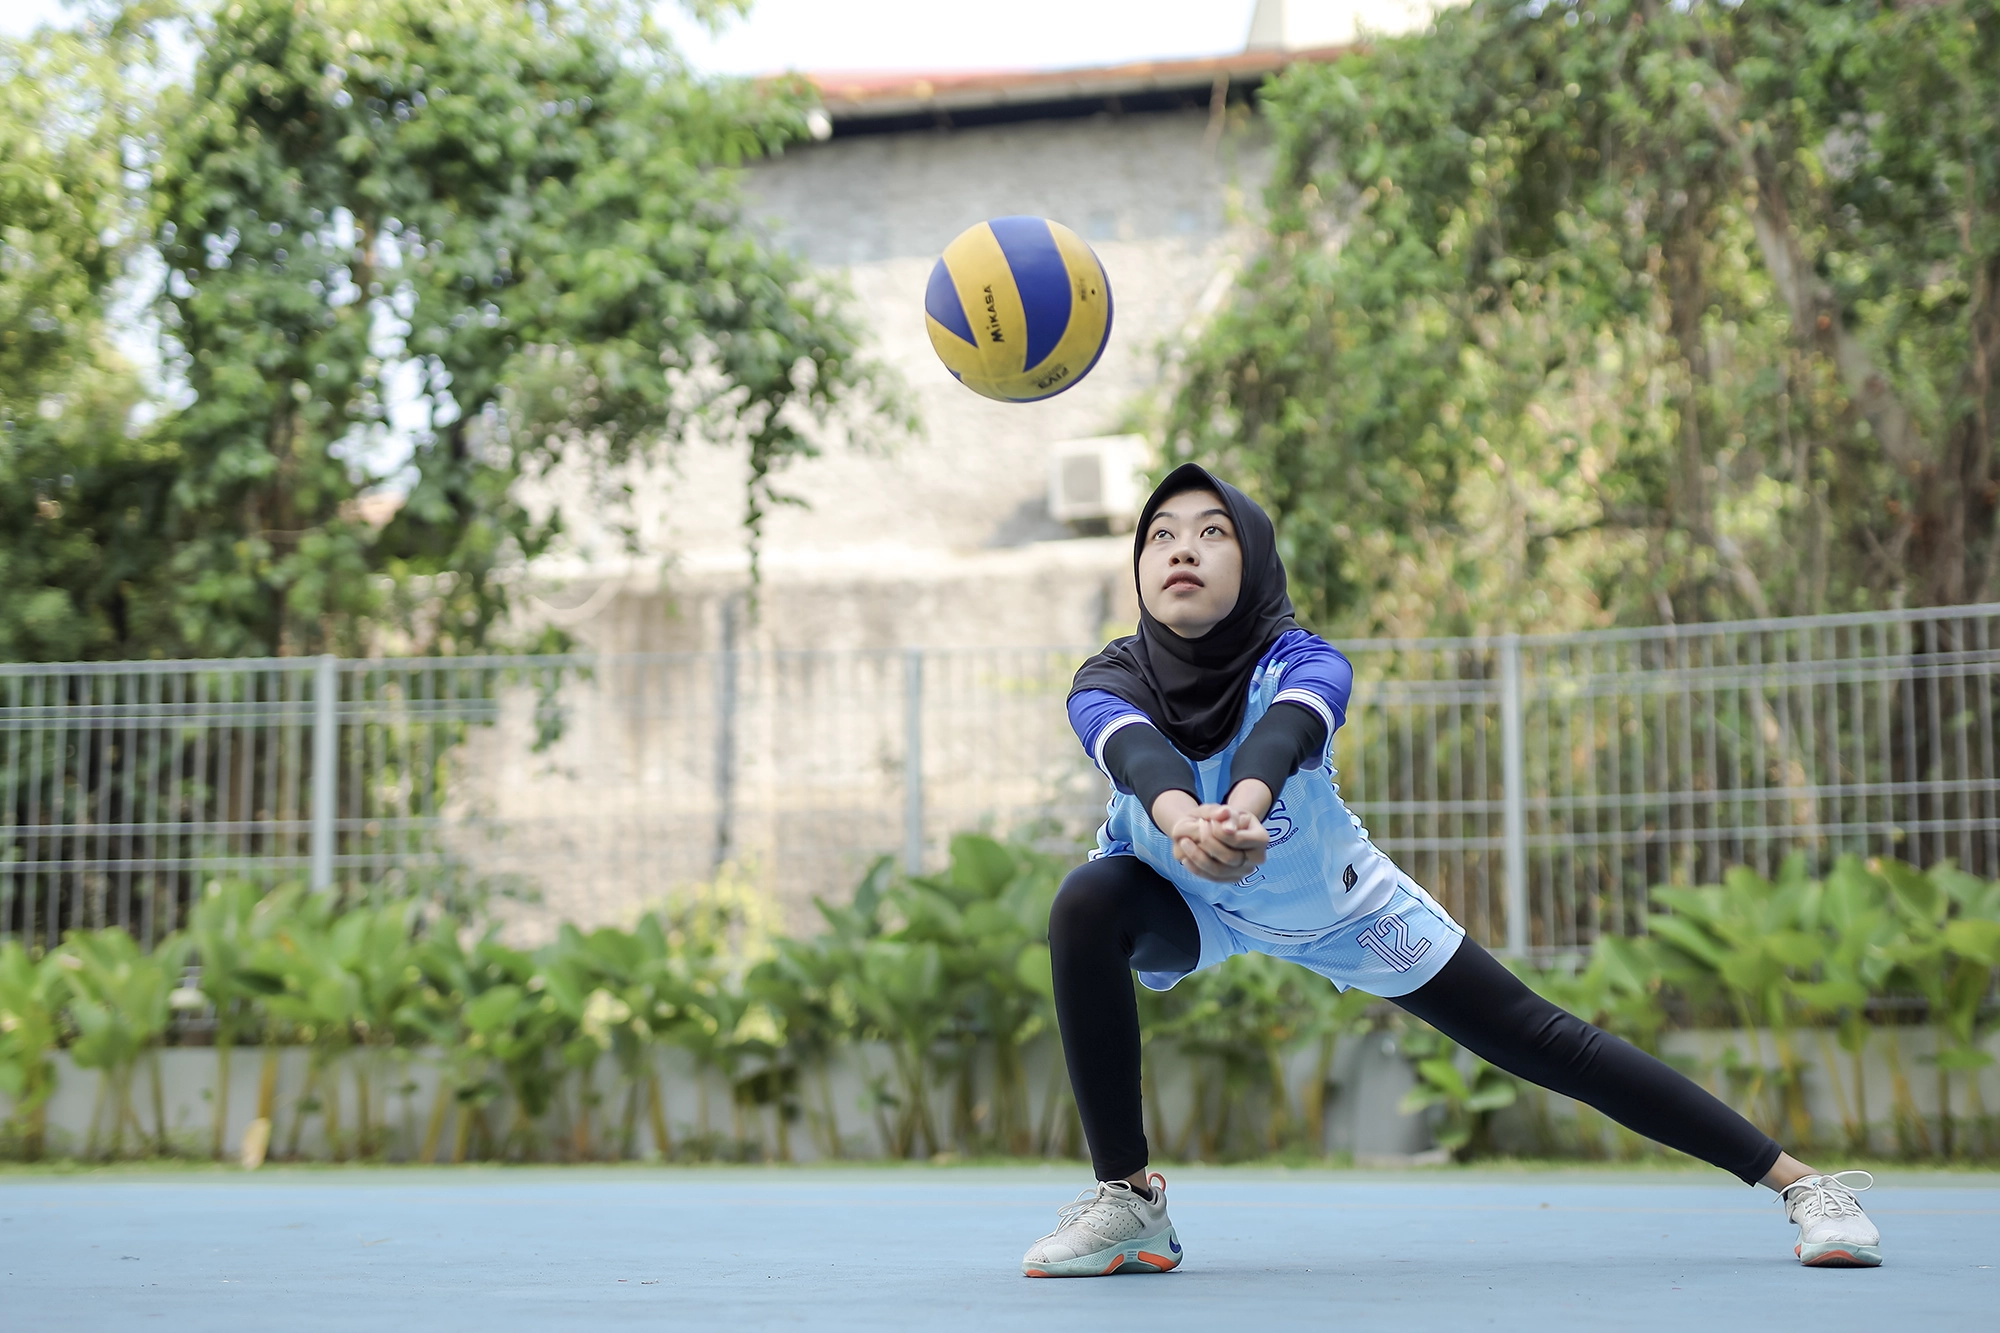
3 1034 1437 1165
21 1023 1979 1164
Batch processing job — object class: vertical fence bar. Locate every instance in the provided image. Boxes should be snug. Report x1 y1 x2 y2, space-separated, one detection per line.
309 654 338 892
712 599 741 872
904 648 925 876
1499 633 1529 956
1 676 20 942
27 674 49 948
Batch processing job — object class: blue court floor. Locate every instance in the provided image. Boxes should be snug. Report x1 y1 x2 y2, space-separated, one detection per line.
3 1166 1994 1331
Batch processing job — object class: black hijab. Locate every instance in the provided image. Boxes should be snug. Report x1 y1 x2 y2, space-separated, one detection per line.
1071 463 1299 760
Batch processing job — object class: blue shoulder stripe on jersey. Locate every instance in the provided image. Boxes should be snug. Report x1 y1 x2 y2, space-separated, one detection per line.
1068 688 1155 773
1263 629 1353 727
924 258 976 347
987 215 1070 371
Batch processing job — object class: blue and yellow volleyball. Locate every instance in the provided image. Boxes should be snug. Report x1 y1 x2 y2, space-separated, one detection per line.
923 216 1113 403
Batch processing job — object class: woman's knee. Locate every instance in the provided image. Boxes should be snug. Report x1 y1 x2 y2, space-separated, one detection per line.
1048 859 1134 948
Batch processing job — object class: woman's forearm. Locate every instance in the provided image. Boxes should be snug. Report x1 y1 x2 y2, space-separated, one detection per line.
1150 788 1201 836
1225 700 1326 809
1223 778 1273 821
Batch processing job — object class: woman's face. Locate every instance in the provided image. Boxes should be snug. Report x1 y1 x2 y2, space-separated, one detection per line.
1137 487 1243 638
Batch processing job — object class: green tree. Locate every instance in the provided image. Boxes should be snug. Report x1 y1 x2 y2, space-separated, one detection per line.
4 0 890 662
1167 0 2000 636
0 17 168 660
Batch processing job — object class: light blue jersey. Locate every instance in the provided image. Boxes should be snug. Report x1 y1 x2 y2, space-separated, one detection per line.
1071 630 1463 996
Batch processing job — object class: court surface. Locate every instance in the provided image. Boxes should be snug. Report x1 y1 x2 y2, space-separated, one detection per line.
4 1166 1994 1330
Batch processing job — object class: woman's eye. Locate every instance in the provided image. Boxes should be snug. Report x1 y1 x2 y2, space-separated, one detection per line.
1203 525 1224 538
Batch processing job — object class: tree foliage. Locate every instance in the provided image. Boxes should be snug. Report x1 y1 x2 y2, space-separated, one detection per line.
3 0 888 661
0 19 163 660
1167 0 2000 636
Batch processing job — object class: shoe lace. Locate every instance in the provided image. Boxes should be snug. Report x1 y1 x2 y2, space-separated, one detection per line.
1044 1183 1133 1240
1781 1170 1873 1222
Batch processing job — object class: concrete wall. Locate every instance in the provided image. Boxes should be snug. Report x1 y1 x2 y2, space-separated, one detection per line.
16 1026 1993 1166
5 1032 1427 1166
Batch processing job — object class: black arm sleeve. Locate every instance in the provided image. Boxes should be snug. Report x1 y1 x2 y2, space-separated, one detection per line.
1224 700 1328 802
1101 724 1200 823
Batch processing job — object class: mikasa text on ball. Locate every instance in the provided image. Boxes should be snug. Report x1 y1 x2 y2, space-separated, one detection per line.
924 216 1113 403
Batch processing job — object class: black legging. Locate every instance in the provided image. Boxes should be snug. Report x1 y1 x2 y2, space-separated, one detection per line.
1048 855 1782 1185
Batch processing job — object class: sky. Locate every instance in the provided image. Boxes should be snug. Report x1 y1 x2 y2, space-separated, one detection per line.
661 0 1263 73
1 1 1267 71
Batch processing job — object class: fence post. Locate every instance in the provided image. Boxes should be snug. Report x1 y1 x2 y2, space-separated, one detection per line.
712 597 741 873
1498 633 1528 956
309 654 338 892
904 649 924 876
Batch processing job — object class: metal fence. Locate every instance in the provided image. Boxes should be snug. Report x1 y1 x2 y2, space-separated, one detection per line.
6 604 2000 956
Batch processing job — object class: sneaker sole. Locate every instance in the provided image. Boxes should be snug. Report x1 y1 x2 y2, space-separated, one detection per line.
1797 1241 1883 1268
1022 1230 1183 1278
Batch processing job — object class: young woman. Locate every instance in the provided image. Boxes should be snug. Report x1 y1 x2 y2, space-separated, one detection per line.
1022 464 1881 1277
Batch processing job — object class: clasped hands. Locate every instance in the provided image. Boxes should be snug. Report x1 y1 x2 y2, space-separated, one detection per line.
1150 780 1275 884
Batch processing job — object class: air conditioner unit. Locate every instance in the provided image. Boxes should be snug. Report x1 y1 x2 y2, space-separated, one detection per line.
1049 435 1149 530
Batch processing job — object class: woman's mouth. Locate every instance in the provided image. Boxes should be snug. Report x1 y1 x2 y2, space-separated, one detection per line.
1163 573 1205 592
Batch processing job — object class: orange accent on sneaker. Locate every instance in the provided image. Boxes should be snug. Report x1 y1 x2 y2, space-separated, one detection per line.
1024 1268 1052 1278
1802 1249 1862 1267
1135 1250 1180 1270
1098 1254 1127 1275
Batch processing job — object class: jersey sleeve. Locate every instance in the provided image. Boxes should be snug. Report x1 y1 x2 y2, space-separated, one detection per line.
1067 688 1157 780
1070 689 1202 818
1270 630 1353 765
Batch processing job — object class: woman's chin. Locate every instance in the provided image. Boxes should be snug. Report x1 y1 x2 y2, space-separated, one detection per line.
1155 613 1224 639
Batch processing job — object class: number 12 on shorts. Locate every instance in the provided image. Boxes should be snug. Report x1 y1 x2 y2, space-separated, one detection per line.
1357 913 1432 972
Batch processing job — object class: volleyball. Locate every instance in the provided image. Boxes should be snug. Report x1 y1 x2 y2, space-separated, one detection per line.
923 216 1114 403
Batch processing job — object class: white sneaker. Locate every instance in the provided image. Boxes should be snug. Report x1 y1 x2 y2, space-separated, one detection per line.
1021 1173 1182 1277
1781 1170 1882 1267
